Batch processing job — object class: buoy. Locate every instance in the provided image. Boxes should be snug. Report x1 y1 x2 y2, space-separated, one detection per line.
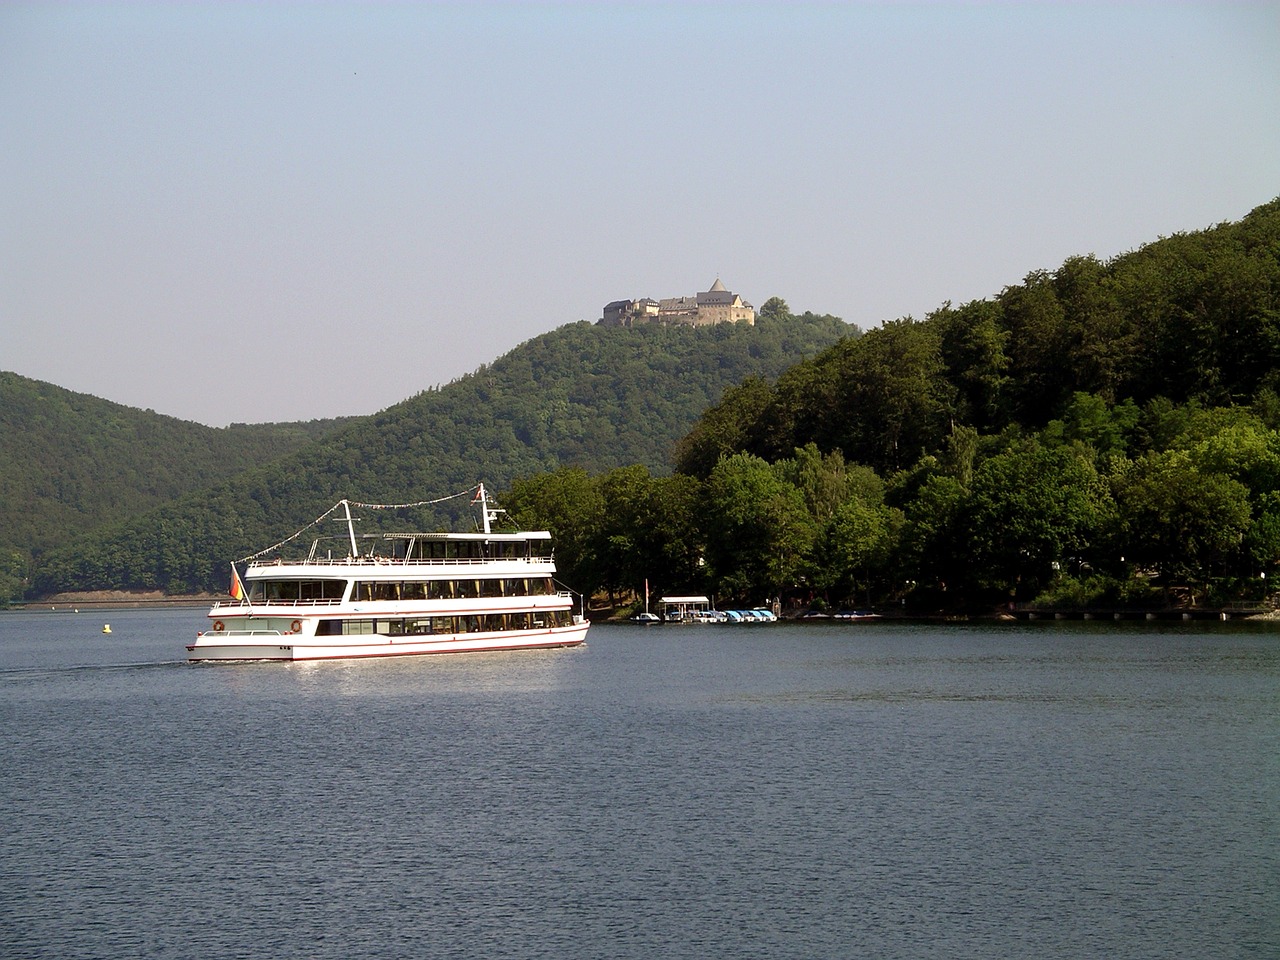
102 624 111 634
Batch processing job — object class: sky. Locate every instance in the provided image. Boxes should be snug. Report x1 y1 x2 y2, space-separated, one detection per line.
2 2 1277 428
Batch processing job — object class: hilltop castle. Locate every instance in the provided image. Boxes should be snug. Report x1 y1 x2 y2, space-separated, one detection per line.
600 278 755 327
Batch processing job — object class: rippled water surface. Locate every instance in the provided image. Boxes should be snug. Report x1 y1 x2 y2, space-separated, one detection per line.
2 609 1277 959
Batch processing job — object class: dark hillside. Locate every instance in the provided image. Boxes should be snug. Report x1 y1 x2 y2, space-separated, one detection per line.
677 199 1280 478
612 198 1280 612
0 372 350 601
27 311 852 597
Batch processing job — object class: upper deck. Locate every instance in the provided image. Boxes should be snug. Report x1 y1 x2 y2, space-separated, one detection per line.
247 530 556 574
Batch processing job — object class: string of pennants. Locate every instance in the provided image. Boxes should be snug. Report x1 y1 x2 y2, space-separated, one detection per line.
234 484 485 564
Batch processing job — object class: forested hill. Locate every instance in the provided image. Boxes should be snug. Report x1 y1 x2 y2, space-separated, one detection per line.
24 310 851 599
676 198 1280 478
549 196 1280 612
0 372 351 600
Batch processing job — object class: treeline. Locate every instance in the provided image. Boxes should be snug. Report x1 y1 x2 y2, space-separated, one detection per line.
17 198 1279 609
0 373 350 602
508 402 1280 612
505 200 1280 612
21 312 851 600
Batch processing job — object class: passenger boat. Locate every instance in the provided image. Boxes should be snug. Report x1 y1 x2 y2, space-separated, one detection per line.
187 484 589 662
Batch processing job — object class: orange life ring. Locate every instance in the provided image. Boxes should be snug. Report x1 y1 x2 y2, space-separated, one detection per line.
290 619 302 634
213 620 225 632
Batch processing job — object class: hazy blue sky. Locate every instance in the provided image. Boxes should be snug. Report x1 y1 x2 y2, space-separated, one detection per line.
2 2 1277 427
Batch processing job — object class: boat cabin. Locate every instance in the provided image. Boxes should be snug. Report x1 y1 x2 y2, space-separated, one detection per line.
297 531 554 563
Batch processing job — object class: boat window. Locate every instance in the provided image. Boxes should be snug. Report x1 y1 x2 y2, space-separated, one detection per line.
251 579 348 602
265 581 300 601
348 577 563 603
413 541 444 560
320 609 573 638
299 580 346 601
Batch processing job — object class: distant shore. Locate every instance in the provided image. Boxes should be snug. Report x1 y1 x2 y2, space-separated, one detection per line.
10 591 217 610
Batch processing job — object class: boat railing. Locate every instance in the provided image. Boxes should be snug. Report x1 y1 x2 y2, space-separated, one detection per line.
210 598 345 611
247 556 555 569
211 592 572 610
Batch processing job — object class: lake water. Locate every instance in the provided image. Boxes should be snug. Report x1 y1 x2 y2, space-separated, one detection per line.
1 608 1276 959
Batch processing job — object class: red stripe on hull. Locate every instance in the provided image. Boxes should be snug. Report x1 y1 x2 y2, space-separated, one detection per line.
188 626 588 662
287 637 585 661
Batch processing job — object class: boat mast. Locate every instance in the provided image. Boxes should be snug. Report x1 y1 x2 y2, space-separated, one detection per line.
340 499 359 557
476 483 492 535
473 482 507 535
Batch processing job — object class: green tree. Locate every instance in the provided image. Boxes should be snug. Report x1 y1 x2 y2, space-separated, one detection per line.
701 454 815 603
1041 392 1141 463
960 444 1114 598
673 377 777 479
823 319 955 473
898 472 969 599
504 468 606 598
999 270 1072 423
773 443 852 526
1244 490 1280 578
594 466 704 603
1110 450 1251 582
1052 255 1134 402
814 494 902 606
758 296 791 323
932 299 1010 430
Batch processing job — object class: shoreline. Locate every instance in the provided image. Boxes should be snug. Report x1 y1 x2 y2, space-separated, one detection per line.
8 591 217 611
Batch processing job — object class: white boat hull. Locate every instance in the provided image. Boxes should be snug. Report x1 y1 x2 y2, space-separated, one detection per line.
188 621 588 662
192 487 588 663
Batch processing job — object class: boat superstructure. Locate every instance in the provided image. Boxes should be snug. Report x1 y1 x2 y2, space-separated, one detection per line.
187 484 588 662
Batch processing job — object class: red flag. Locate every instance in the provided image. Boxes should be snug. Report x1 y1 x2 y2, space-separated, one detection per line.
229 565 245 601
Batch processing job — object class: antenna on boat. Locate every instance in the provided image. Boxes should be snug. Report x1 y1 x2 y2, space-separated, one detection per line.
472 483 504 535
340 500 359 557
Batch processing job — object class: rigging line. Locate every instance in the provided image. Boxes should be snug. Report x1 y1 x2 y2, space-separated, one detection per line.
348 485 481 510
236 500 348 564
234 485 484 563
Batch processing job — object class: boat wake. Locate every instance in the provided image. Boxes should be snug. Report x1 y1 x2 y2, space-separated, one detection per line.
0 659 188 683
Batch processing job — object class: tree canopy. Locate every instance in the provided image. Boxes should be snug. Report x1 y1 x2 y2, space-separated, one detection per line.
13 197 1280 613
512 200 1280 612
18 310 851 600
